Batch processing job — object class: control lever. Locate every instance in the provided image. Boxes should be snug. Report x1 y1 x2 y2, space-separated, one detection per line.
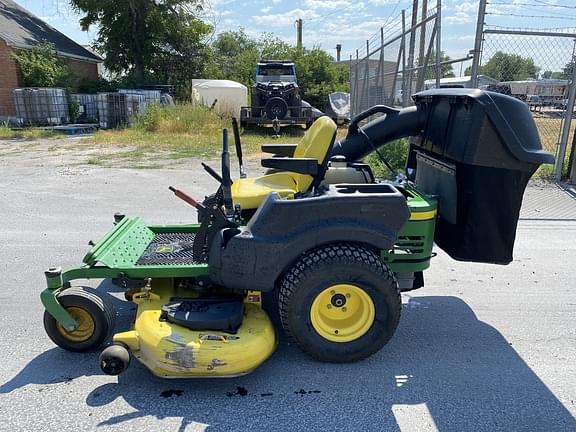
201 162 223 184
168 186 206 212
231 118 246 178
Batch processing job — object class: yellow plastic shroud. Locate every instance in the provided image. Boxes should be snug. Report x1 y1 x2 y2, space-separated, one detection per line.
113 281 276 378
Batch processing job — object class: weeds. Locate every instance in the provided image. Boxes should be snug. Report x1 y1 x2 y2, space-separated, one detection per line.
85 104 305 166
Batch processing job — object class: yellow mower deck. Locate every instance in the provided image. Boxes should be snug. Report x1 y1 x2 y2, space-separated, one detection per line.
113 280 276 378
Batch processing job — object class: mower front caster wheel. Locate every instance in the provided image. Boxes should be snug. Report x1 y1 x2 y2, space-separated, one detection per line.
100 344 130 375
279 244 401 363
43 287 115 352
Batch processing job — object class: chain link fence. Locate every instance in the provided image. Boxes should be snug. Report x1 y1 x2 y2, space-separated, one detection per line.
349 2 442 116
479 29 576 177
470 0 576 180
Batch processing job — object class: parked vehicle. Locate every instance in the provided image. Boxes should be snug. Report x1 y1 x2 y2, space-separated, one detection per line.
240 60 314 128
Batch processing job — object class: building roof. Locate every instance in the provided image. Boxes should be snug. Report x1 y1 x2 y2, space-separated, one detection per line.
0 0 101 63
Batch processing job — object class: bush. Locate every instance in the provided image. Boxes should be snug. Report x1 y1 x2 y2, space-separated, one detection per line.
364 138 410 179
136 103 227 134
11 43 74 89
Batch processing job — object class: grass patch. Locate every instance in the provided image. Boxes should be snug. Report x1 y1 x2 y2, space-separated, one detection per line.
0 124 57 140
532 115 575 178
85 104 305 166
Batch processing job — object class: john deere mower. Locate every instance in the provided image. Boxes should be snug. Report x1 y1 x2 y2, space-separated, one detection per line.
41 89 554 378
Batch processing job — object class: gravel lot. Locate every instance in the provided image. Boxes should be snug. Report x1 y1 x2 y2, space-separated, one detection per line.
0 138 575 432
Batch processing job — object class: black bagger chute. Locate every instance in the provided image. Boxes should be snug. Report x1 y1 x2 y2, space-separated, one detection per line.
408 89 554 264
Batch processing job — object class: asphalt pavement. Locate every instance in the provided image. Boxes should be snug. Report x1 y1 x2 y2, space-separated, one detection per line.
0 143 574 432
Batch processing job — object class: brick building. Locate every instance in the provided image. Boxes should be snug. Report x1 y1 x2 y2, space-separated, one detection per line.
0 0 102 117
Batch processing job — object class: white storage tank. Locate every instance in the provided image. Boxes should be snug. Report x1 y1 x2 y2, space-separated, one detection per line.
13 88 69 125
192 80 247 117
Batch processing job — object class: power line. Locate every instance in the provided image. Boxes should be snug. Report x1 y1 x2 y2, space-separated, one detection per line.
489 1 576 9
486 12 576 20
531 0 576 8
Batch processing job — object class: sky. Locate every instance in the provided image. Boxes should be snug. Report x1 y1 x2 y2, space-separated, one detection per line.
14 0 576 75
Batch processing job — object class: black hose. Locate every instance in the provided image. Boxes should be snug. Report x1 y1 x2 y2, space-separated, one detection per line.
332 105 426 161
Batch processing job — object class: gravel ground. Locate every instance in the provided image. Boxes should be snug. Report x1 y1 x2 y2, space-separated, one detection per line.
0 138 574 432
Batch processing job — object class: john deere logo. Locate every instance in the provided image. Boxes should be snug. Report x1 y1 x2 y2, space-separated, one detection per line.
155 244 174 253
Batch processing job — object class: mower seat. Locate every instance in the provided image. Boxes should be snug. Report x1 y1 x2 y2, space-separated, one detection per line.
231 116 337 210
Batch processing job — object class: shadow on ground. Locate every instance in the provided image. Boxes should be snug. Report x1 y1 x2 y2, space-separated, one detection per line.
2 292 574 432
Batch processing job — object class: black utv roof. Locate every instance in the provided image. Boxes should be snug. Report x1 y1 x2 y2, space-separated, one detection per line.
258 60 295 67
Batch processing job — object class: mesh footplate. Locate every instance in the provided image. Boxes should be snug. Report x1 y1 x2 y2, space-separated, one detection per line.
136 233 198 266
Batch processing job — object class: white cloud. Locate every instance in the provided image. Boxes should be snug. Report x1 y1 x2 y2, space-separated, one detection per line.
260 6 272 13
445 2 477 25
367 0 401 5
303 0 353 9
253 9 320 27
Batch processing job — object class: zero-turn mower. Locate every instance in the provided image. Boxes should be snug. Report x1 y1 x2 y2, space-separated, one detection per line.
41 89 554 378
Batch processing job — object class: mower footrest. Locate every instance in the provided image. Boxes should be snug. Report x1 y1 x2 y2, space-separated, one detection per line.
161 298 244 333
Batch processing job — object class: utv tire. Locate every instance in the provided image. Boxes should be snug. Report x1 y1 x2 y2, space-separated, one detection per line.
44 287 115 353
265 97 289 120
279 243 401 363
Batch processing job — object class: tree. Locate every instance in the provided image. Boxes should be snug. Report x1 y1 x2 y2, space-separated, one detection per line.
479 51 539 81
70 0 212 85
207 29 260 85
11 43 74 88
419 51 455 80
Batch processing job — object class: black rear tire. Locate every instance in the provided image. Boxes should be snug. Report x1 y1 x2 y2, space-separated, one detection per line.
43 287 115 353
279 243 401 363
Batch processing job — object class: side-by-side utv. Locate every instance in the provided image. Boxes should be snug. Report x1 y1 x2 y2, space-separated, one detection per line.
41 89 554 378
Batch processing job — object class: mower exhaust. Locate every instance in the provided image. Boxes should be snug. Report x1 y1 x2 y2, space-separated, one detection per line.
99 344 131 376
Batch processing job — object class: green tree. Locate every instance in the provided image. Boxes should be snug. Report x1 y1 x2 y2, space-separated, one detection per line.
207 29 260 85
70 0 212 85
11 43 74 88
479 51 539 81
419 51 455 79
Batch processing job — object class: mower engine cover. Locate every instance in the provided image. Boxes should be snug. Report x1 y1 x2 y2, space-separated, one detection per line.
209 184 410 291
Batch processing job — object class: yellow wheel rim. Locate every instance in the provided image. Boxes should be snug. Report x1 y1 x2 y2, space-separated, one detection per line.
310 284 375 343
56 307 95 342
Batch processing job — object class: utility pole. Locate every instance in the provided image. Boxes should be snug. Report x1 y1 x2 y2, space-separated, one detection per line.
296 19 303 49
470 0 487 88
556 44 576 181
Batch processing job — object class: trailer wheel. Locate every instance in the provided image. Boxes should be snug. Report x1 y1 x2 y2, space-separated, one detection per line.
279 243 401 363
43 287 115 353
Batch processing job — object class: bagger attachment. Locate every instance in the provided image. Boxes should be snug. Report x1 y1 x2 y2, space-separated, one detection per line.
333 88 554 264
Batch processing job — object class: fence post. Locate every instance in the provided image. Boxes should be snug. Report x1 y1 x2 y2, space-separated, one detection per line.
407 0 419 100
470 0 487 87
402 10 408 106
380 27 386 103
435 0 441 87
556 47 576 181
418 0 428 90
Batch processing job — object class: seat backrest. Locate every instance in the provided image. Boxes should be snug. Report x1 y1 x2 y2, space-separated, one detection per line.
291 116 337 191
